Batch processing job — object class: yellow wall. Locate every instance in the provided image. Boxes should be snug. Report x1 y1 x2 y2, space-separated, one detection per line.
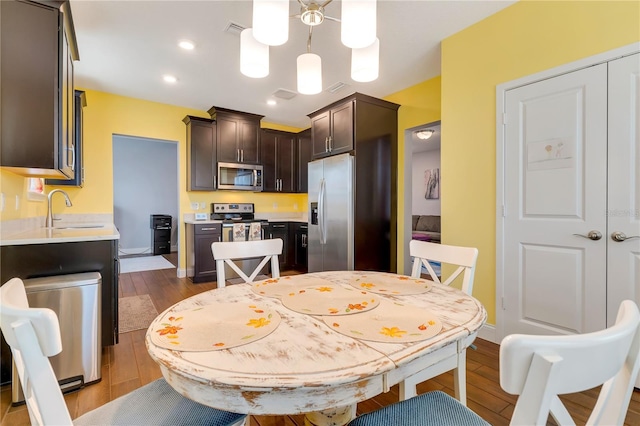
1 90 306 270
384 77 442 273
441 0 640 324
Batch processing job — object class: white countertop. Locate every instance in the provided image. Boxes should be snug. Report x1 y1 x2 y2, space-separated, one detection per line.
1 222 120 246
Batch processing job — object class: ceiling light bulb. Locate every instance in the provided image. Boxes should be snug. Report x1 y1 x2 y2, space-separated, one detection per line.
240 28 269 78
178 40 195 50
297 53 322 95
253 0 289 46
267 99 277 106
341 0 377 49
163 75 177 83
351 38 379 82
415 129 435 140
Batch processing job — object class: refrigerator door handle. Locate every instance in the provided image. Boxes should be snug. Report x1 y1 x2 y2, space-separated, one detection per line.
319 178 326 244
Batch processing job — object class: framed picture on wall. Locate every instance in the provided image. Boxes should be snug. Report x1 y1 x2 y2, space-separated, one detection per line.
424 168 439 199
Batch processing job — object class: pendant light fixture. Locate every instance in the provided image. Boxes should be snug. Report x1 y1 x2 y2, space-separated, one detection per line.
240 29 269 78
241 0 378 94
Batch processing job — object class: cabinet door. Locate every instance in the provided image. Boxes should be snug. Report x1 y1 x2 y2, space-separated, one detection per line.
296 129 312 193
217 116 240 163
294 223 308 271
186 117 217 191
194 233 219 279
329 101 354 155
46 91 86 186
0 1 63 175
277 134 296 192
268 223 290 269
240 120 260 164
311 111 331 159
261 130 278 192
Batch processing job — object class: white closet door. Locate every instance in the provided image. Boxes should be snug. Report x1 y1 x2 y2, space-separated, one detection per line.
607 53 640 327
503 64 608 336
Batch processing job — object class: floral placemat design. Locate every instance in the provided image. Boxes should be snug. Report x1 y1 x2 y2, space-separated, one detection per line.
251 276 335 298
149 302 280 351
280 285 379 315
322 300 442 343
349 273 432 295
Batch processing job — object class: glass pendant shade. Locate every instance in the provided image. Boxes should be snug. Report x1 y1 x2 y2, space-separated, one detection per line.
341 0 377 49
240 29 269 78
297 53 322 95
252 0 289 46
351 38 379 82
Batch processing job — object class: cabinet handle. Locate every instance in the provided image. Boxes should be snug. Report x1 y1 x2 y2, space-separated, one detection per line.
325 137 329 153
213 176 217 189
69 144 75 171
328 136 333 153
241 149 244 163
201 227 217 231
218 235 221 242
273 225 285 228
302 234 307 247
270 233 273 239
237 148 240 162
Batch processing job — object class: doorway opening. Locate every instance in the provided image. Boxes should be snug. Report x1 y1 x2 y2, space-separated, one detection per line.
112 135 179 269
403 121 441 274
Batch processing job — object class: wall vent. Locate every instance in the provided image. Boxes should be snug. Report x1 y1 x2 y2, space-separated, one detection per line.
326 82 348 94
224 21 246 35
272 89 297 100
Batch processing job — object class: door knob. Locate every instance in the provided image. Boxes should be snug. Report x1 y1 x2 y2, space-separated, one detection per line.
611 231 640 242
573 230 602 240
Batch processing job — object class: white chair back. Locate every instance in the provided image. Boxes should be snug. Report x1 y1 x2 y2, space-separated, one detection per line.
0 278 73 426
409 240 478 295
500 299 640 426
212 238 283 287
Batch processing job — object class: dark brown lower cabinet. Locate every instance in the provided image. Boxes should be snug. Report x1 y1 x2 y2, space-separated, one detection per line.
0 239 119 385
293 223 308 272
186 223 221 283
267 222 293 270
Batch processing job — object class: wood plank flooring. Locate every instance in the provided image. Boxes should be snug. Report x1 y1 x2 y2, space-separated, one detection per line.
2 263 640 425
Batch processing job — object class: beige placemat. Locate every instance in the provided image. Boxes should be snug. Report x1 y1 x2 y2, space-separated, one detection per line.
119 294 159 333
251 276 334 298
323 299 443 343
349 272 432 295
149 302 280 351
280 284 379 316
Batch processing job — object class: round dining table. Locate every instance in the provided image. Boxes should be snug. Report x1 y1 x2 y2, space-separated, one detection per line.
145 271 486 426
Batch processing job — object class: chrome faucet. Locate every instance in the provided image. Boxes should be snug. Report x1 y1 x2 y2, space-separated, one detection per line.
45 189 72 228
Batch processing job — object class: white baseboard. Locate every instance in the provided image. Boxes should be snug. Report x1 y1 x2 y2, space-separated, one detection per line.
177 268 187 278
478 323 498 344
118 246 152 256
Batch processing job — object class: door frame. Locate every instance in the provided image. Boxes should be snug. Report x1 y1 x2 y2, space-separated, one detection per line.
495 42 640 342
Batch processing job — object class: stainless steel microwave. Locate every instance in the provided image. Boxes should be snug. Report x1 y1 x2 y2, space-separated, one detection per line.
217 162 263 191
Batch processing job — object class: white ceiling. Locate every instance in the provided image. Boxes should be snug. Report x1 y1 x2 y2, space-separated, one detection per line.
71 0 515 129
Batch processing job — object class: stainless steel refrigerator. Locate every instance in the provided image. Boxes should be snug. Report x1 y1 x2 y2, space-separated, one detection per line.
308 153 355 272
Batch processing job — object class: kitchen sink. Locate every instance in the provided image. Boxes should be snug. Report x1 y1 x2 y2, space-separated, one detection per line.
51 224 105 230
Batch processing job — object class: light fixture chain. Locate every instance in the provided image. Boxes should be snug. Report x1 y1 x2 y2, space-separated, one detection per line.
307 25 313 53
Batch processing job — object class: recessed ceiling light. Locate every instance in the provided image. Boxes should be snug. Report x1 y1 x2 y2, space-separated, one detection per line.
163 75 177 83
267 99 277 106
415 129 434 140
178 40 195 50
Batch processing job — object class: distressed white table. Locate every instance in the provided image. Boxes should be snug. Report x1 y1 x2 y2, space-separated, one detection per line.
145 271 486 426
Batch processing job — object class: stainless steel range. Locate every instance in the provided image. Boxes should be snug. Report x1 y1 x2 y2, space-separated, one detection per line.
211 203 269 280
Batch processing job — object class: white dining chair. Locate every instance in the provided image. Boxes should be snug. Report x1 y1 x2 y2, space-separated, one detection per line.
0 277 246 426
400 240 479 404
348 299 640 426
211 238 283 287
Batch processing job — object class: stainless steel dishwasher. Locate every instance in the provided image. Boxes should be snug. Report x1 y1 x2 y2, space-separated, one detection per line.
12 272 102 404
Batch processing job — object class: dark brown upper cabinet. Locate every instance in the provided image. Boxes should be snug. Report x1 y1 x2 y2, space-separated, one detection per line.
184 116 217 191
296 128 312 193
208 107 263 165
309 99 354 160
1 0 79 179
46 90 86 187
261 129 296 193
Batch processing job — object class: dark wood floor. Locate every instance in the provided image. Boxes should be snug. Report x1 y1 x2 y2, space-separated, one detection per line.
2 264 640 425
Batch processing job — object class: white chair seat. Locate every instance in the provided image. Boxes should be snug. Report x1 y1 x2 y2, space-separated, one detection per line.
74 378 245 426
347 390 489 426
